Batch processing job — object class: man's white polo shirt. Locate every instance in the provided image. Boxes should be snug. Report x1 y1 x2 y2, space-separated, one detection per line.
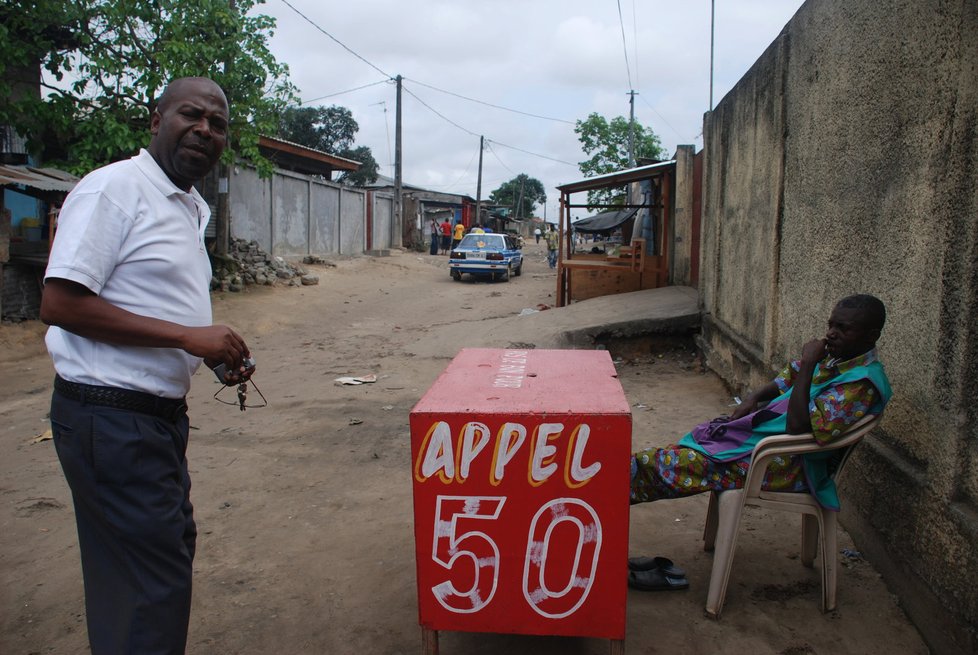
45 149 213 398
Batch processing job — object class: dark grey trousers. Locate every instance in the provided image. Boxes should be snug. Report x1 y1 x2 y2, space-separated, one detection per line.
51 391 195 655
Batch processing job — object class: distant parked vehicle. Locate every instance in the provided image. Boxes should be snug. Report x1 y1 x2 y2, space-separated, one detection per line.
449 233 523 282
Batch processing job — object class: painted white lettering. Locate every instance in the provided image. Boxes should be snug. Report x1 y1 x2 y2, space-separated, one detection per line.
458 422 491 481
530 423 563 484
568 424 601 485
420 422 455 481
492 422 527 484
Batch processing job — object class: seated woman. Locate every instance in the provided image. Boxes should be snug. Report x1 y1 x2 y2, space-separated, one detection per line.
629 294 892 590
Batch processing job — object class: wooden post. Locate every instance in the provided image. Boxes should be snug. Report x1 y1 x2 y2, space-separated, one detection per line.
610 638 626 655
421 627 439 655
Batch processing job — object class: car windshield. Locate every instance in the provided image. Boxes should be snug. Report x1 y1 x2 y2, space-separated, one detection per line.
458 234 505 249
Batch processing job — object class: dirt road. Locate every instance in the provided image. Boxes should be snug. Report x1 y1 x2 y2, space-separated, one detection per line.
1 242 926 654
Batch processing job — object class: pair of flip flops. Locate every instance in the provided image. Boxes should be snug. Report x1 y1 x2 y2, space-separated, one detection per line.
627 556 690 591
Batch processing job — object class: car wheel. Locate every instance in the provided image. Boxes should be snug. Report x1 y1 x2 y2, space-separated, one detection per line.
502 264 512 282
451 270 462 281
514 260 523 276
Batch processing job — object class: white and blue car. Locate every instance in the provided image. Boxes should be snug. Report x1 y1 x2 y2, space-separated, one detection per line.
449 233 523 282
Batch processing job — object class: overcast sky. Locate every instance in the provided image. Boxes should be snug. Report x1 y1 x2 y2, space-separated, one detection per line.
257 0 805 220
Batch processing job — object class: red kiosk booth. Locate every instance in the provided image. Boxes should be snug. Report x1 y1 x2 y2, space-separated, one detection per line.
410 348 632 653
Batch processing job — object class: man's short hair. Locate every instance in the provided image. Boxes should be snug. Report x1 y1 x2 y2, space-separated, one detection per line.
837 294 886 332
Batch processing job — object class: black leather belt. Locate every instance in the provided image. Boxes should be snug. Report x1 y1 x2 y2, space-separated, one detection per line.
54 375 188 423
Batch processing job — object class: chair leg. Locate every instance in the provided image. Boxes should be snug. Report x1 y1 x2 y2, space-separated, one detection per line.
703 491 719 552
801 514 818 568
820 510 838 612
705 490 745 619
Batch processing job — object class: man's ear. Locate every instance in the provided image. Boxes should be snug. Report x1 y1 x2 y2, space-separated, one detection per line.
150 110 162 135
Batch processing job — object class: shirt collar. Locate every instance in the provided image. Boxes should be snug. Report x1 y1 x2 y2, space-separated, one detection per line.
133 149 207 207
823 347 878 373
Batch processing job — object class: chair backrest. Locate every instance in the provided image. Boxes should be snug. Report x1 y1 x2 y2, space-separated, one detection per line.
743 413 883 498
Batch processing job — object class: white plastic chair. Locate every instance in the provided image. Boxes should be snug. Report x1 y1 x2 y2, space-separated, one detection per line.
701 413 882 619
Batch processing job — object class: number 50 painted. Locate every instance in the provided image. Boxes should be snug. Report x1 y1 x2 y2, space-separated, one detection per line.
430 495 602 619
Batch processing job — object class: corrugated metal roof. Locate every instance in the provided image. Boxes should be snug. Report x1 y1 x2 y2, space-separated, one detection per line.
556 160 676 194
0 165 78 192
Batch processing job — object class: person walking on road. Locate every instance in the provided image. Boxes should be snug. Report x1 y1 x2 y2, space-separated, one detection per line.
544 224 559 269
40 76 254 655
534 226 542 244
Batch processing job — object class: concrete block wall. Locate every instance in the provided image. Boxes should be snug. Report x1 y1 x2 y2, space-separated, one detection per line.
229 165 391 258
698 1 978 651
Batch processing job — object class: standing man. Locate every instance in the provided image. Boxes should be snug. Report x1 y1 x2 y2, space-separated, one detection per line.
40 77 252 655
451 220 465 250
439 216 452 254
544 224 559 269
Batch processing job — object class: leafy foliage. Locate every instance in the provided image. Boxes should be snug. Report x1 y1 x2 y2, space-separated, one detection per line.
278 105 357 152
337 145 379 187
277 105 379 185
574 112 666 207
489 174 546 220
0 0 296 176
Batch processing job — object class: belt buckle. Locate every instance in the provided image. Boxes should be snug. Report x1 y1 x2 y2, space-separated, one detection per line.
164 401 188 422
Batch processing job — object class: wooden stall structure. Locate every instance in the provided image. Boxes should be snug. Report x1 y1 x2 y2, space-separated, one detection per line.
555 161 675 307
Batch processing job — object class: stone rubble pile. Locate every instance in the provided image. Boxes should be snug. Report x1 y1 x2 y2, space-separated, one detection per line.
210 238 325 292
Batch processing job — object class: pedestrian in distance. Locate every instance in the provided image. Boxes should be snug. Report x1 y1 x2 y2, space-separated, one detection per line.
451 220 465 250
429 217 439 255
544 224 559 269
40 76 254 655
439 217 452 254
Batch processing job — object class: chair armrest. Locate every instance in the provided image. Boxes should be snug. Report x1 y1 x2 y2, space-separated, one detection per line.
742 414 881 497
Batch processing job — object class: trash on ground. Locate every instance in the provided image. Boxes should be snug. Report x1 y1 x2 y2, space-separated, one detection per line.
334 374 378 385
519 308 539 316
348 418 363 425
841 548 862 560
30 429 53 444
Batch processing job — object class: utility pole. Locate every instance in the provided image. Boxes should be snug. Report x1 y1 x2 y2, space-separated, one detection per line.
628 89 637 167
474 135 484 227
215 0 236 256
516 175 525 220
394 74 403 247
710 0 715 111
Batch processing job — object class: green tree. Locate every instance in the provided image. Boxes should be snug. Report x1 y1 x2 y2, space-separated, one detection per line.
0 0 296 175
489 174 546 220
574 112 665 207
277 105 379 185
337 144 379 186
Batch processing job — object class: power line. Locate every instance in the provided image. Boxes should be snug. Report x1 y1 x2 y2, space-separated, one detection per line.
402 84 578 169
298 79 391 105
488 139 578 168
636 93 686 141
278 0 392 80
486 142 517 176
371 101 395 176
401 85 481 138
403 77 575 125
616 0 633 90
440 144 481 191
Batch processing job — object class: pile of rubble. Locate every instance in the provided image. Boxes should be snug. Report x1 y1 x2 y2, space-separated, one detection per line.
210 238 325 292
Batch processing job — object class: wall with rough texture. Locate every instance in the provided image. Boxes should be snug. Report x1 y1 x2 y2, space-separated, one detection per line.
698 1 977 652
670 145 697 287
